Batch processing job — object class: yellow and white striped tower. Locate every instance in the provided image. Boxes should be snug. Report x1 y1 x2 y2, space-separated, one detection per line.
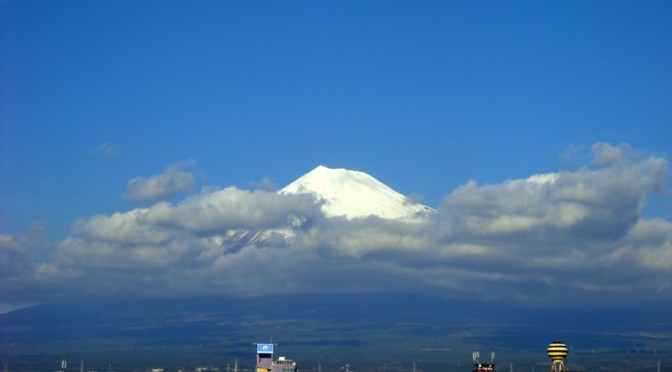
547 341 568 372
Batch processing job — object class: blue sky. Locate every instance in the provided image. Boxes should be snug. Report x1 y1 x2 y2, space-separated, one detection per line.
1 1 671 309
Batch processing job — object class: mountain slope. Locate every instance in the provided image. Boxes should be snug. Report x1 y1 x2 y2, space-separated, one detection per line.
3 294 669 371
279 165 433 220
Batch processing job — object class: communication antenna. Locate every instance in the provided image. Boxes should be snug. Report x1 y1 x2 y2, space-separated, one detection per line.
473 351 480 364
491 351 495 364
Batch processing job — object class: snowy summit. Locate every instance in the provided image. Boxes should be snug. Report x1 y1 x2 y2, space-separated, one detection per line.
279 165 434 220
219 165 432 249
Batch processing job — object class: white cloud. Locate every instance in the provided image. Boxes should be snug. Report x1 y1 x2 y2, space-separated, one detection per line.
2 143 671 307
143 187 324 232
91 142 121 158
591 142 633 166
73 209 172 245
0 223 59 301
621 219 672 270
125 161 196 201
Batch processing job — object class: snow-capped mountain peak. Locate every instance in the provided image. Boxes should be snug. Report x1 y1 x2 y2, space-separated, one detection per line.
216 165 433 251
279 165 433 220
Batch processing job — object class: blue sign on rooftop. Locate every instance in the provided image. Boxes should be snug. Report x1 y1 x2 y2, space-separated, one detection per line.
257 344 274 353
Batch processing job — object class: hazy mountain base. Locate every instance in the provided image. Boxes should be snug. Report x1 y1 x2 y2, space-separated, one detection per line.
1 294 670 371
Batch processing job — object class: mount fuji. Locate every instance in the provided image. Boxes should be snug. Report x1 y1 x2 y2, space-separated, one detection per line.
219 165 434 249
279 165 434 220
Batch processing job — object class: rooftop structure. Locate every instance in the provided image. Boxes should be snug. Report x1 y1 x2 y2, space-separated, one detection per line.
255 344 297 372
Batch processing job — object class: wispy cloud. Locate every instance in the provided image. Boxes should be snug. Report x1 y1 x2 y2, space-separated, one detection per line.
2 143 670 307
124 161 196 201
91 142 121 158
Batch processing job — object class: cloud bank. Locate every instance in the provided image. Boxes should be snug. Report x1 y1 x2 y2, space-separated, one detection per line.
1 143 670 307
